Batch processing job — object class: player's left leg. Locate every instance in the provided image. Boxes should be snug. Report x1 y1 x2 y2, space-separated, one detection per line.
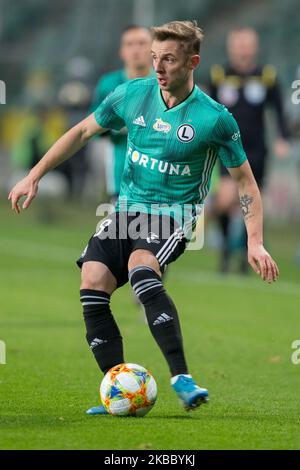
128 248 208 410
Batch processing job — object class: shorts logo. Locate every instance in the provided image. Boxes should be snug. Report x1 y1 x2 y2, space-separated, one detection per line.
146 232 160 244
177 124 195 143
94 218 113 237
153 118 171 133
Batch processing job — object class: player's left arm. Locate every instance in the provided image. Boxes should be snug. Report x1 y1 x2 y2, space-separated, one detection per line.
213 108 279 282
228 160 279 283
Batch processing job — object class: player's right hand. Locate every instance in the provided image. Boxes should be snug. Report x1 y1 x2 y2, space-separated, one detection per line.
8 175 39 214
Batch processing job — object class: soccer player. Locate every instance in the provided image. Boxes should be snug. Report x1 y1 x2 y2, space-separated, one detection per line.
209 28 289 273
90 25 153 203
9 21 279 414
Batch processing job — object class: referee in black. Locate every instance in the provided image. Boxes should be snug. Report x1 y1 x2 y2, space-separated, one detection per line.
209 27 289 273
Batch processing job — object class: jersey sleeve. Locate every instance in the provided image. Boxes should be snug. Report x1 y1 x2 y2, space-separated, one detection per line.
94 82 128 131
212 108 247 168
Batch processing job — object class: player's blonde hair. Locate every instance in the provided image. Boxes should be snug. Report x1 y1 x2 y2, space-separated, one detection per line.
151 20 204 55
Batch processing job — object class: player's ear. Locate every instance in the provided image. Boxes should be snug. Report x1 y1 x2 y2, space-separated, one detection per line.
190 54 200 70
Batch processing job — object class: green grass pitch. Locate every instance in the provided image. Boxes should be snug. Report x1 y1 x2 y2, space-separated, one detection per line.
0 199 300 450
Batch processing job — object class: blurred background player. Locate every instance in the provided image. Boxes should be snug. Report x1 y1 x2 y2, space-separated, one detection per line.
209 27 290 273
90 25 153 204
57 57 94 199
10 62 94 203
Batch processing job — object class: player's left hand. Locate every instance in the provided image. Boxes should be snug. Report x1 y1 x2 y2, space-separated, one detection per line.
248 244 279 283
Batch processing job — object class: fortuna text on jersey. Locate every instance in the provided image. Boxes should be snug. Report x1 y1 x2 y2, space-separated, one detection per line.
128 147 191 176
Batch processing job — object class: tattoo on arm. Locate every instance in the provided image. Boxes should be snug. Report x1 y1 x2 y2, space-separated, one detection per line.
240 194 254 218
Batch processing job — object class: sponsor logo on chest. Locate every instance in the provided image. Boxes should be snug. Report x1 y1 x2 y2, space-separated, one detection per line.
128 147 191 176
152 119 196 144
153 118 172 133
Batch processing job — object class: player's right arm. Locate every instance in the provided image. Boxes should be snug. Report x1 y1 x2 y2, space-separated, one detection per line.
8 115 107 213
8 82 128 213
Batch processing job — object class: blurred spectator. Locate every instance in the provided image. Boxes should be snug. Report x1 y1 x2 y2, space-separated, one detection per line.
208 27 290 273
90 25 153 204
12 105 54 170
57 56 94 198
9 105 69 219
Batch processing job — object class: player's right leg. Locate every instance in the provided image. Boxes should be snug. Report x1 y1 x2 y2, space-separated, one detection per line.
79 261 121 415
76 212 130 415
80 261 121 373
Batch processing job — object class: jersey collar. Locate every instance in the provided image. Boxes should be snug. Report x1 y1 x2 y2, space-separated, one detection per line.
158 84 198 112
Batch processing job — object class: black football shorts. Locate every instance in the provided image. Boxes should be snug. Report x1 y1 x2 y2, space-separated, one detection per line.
76 211 186 287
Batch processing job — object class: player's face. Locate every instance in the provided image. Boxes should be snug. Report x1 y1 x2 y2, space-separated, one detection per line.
227 30 258 70
151 40 198 92
120 28 152 70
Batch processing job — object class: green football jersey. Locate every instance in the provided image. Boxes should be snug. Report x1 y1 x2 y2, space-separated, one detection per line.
94 77 247 230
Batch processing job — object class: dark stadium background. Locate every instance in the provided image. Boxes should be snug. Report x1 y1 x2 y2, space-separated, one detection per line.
0 0 299 451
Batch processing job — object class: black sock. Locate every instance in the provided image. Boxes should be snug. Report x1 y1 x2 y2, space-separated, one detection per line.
218 213 230 239
240 225 249 273
129 265 188 376
219 213 231 254
80 289 124 374
218 213 231 271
